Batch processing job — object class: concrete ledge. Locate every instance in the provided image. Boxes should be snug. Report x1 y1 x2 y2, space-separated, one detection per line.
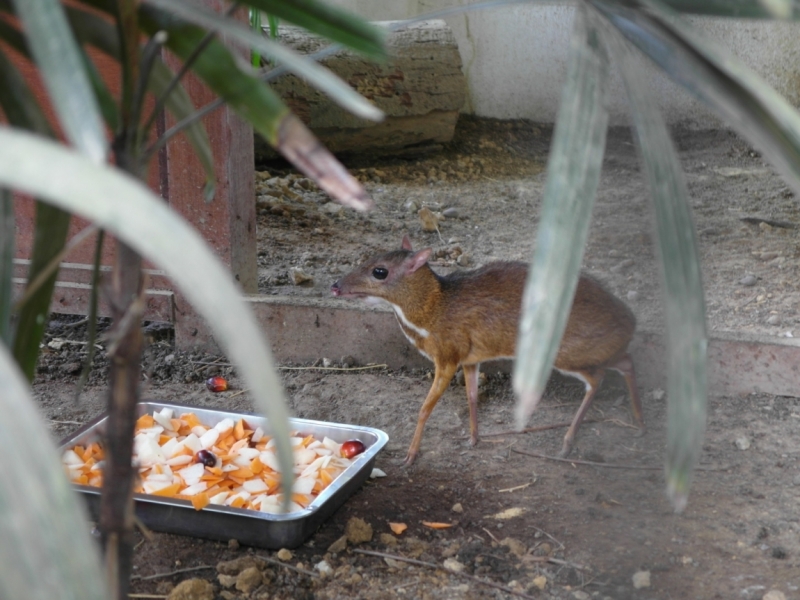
243 296 800 398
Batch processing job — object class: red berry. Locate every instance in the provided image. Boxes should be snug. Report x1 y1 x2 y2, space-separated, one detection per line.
206 376 228 392
340 439 366 459
195 449 217 467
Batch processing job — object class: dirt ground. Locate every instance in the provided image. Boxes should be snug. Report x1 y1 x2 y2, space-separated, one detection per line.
38 118 800 600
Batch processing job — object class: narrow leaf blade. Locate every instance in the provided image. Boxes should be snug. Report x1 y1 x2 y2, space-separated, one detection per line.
513 7 611 425
597 14 708 512
0 343 109 600
10 0 107 162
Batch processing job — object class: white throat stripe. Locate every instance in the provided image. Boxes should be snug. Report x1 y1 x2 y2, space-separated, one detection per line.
389 303 430 338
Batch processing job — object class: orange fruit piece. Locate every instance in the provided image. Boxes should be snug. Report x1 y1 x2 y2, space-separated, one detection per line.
151 483 181 497
421 521 453 529
136 414 155 429
389 522 408 535
191 492 210 511
250 456 264 475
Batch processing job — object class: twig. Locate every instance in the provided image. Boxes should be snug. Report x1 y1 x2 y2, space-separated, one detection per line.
189 359 233 367
481 419 601 438
512 448 731 471
255 554 319 578
48 419 85 426
530 525 565 552
352 548 538 600
546 556 590 571
498 482 533 493
130 565 214 582
481 527 501 544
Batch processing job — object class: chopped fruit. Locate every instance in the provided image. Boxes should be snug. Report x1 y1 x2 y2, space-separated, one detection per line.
205 376 228 393
63 408 367 514
389 522 408 535
422 521 453 529
340 439 366 459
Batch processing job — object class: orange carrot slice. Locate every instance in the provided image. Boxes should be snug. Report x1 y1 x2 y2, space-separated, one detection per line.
250 456 264 475
229 496 246 508
234 419 245 440
136 414 155 429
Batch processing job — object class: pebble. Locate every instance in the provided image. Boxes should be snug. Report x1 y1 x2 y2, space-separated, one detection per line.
327 535 348 554
451 502 463 513
735 436 751 450
763 591 787 600
276 548 293 561
793 474 800 486
626 290 639 302
739 274 758 286
443 558 465 573
345 517 373 544
315 560 333 578
322 357 333 368
217 574 236 588
651 389 666 401
404 199 419 213
767 315 781 326
167 579 214 600
289 267 313 286
456 253 472 267
442 207 460 219
572 591 590 600
419 206 440 232
320 202 344 216
235 567 263 594
632 570 651 589
611 258 635 273
370 468 387 478
384 557 407 569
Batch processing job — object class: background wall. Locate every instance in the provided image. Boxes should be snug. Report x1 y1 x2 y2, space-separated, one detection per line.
330 1 800 126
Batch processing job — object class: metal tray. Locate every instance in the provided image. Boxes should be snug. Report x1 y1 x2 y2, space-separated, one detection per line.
59 401 389 549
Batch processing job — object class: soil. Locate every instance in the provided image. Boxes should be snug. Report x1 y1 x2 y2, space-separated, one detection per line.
37 117 800 600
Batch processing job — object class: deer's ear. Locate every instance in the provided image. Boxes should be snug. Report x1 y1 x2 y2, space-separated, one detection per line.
401 234 413 251
407 248 432 273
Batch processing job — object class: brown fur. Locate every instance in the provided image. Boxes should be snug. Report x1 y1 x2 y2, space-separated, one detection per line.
331 237 644 464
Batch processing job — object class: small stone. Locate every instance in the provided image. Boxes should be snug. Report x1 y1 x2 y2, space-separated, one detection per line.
632 570 651 589
276 548 293 561
322 357 333 368
227 539 239 550
739 274 758 286
419 206 440 232
651 389 666 401
451 502 463 513
289 267 313 286
320 202 344 216
500 537 527 558
442 207 460 219
456 253 472 267
404 199 419 213
370 468 387 478
340 355 356 367
217 574 237 588
384 557 406 569
167 579 214 600
532 575 547 590
767 315 781 326
327 535 348 554
443 558 465 573
626 290 639 302
793 474 800 486
315 560 333 578
735 436 751 450
611 258 635 273
572 591 590 600
164 353 175 365
235 567 263 594
379 533 398 546
763 590 787 600
345 517 373 544
60 362 82 374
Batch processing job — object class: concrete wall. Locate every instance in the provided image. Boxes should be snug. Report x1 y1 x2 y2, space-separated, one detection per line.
330 1 800 126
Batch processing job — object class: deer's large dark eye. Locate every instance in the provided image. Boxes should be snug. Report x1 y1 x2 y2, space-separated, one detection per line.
372 267 388 280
